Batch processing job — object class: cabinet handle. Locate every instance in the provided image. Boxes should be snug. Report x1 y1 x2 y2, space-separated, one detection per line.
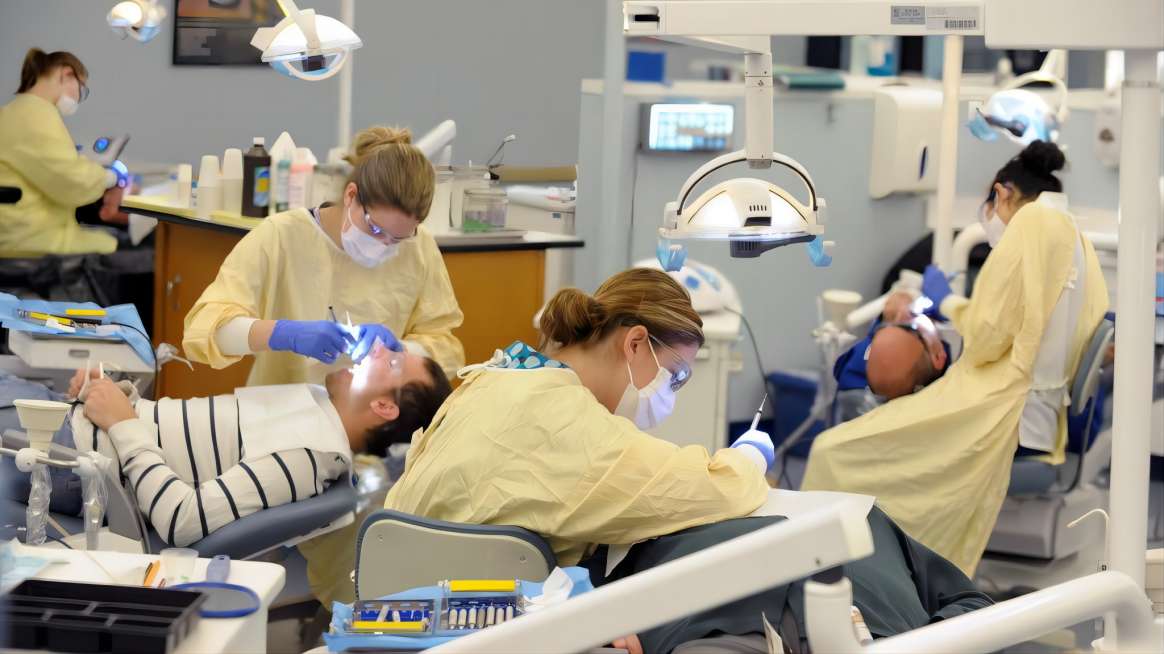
166 274 183 311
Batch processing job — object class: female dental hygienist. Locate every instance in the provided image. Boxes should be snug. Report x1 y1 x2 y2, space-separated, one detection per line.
386 268 774 566
0 49 129 257
183 126 465 384
802 140 1109 576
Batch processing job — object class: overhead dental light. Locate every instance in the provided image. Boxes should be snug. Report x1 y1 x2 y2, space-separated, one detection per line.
967 49 1069 145
251 0 362 81
658 149 828 270
107 0 167 43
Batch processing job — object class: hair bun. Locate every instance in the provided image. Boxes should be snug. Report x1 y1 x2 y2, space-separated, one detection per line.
344 126 413 165
1018 140 1066 177
539 288 607 346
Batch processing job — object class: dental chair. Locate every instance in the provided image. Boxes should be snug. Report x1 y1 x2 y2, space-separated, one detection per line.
982 318 1115 569
354 509 556 600
0 428 357 558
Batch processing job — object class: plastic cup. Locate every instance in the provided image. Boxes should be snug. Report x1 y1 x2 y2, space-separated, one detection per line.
160 548 198 584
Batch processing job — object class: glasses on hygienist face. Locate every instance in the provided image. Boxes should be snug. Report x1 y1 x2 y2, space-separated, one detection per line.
649 334 693 392
355 195 418 244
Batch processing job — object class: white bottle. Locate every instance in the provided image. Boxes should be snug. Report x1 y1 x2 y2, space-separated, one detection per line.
175 163 192 207
269 131 296 214
288 147 316 209
196 154 222 218
221 148 244 215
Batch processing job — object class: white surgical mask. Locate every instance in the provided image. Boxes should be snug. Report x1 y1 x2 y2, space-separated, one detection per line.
341 201 399 268
56 94 78 117
981 211 1007 248
614 339 676 430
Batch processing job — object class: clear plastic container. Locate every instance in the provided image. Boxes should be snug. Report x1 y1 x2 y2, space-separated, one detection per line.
461 188 508 232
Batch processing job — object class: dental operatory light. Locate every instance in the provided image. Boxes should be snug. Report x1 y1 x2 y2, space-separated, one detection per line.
107 0 167 43
657 149 830 271
967 49 1069 145
251 0 362 82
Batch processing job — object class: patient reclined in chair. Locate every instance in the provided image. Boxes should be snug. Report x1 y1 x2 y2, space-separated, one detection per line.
0 345 449 547
591 506 992 654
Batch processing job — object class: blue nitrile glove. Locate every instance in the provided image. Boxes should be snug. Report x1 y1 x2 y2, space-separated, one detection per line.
731 428 775 472
922 264 953 320
268 320 355 364
349 323 402 363
108 160 130 188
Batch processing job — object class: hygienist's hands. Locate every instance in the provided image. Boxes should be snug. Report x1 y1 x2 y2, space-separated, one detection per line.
268 320 356 364
349 323 402 363
68 367 103 399
82 378 136 432
921 265 953 320
99 186 129 225
731 428 775 472
612 634 643 654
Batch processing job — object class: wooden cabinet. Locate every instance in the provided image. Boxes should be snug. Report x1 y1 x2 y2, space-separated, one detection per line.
152 221 553 398
152 222 253 398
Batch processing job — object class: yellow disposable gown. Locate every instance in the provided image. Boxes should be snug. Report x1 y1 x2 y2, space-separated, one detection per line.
0 94 115 256
183 208 465 384
386 366 770 566
802 195 1108 576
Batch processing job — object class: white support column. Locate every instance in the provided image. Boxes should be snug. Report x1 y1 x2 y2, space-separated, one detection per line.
1109 49 1162 614
932 35 963 269
337 0 355 149
598 0 628 278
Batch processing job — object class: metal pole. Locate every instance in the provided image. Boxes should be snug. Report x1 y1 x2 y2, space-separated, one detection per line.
337 0 355 149
1108 49 1162 611
597 0 627 285
932 35 963 269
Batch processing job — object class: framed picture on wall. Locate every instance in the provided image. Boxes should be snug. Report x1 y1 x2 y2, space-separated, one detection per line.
172 0 281 65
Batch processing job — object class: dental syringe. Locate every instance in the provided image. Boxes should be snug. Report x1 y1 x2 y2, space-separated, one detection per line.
749 393 768 431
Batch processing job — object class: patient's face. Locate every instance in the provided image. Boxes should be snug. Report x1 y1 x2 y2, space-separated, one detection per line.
329 343 430 398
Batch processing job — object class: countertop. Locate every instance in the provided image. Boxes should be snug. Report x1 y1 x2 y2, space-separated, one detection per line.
121 195 584 253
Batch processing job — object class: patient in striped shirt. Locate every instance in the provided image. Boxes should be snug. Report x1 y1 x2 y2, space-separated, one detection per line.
68 343 451 547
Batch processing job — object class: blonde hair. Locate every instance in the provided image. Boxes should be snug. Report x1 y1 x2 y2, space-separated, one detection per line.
343 126 436 221
540 268 704 350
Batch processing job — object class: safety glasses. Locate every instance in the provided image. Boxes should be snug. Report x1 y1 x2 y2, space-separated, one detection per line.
357 194 418 244
77 81 90 103
870 320 928 349
649 334 693 392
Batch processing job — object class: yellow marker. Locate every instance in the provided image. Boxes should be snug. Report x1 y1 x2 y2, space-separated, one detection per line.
17 310 76 327
65 309 106 317
350 620 426 633
447 579 517 593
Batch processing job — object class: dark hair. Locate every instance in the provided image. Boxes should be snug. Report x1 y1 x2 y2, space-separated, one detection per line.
362 357 452 457
539 268 705 350
987 140 1066 204
18 48 87 94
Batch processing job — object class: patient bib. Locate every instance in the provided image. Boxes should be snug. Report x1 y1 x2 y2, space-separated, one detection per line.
235 384 352 464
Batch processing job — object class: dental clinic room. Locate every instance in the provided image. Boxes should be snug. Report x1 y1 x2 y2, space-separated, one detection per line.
1 1 1163 653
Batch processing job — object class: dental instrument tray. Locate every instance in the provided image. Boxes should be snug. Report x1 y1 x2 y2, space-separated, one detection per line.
3 579 206 654
342 579 524 637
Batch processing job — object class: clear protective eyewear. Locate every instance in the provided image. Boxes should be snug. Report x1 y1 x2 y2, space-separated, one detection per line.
357 193 417 244
870 319 928 349
77 81 90 103
649 334 693 392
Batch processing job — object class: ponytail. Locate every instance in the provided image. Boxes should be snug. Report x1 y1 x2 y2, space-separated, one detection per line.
18 48 88 94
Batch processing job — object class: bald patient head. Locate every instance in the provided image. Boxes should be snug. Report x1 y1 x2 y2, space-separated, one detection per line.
866 296 949 400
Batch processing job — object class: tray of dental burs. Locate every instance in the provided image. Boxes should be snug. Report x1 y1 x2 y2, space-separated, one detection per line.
343 579 522 637
3 579 206 654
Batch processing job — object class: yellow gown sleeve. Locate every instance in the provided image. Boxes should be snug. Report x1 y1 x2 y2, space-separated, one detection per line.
940 222 1026 368
1 99 108 208
402 233 465 376
182 223 276 368
545 406 769 547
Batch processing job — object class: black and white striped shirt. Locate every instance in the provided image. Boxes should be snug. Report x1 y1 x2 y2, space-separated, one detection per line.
72 387 349 547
